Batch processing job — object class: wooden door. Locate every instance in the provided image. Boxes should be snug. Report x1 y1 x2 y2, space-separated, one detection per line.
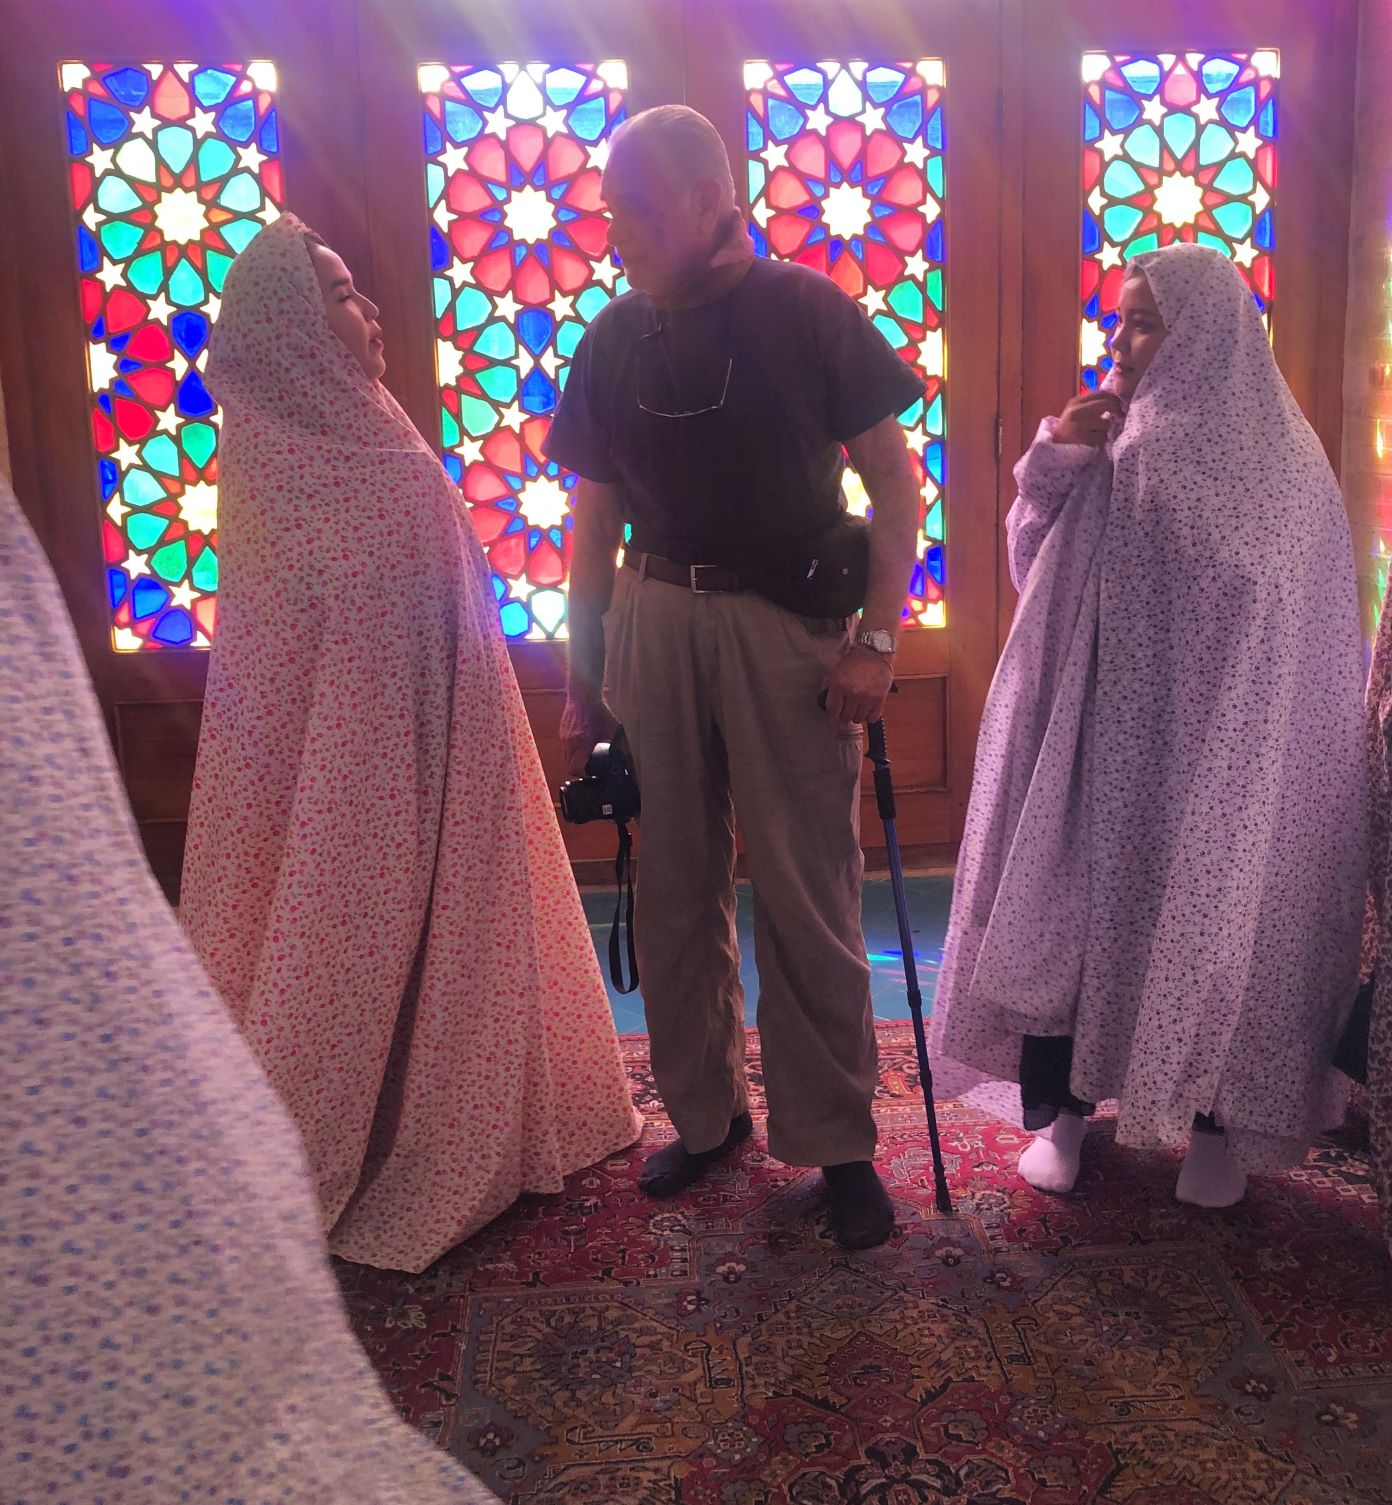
681 0 1005 858
1013 0 1356 465
353 0 686 874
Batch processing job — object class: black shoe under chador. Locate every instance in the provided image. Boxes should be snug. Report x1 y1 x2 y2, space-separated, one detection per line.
823 1160 895 1249
638 1112 754 1197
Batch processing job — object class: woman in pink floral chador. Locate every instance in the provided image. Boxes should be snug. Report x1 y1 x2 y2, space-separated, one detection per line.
181 215 641 1272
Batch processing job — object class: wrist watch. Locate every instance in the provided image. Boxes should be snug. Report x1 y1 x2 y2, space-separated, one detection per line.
855 629 896 657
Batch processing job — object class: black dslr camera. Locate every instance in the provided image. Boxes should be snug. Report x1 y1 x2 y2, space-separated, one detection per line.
558 737 640 826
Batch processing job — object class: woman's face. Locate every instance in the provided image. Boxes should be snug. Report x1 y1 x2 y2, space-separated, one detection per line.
308 240 385 382
1110 270 1167 402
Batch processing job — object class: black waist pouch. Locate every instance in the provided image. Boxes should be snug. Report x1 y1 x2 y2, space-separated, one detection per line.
736 511 870 619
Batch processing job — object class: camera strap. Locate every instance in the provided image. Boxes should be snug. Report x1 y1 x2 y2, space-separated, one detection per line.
609 819 639 994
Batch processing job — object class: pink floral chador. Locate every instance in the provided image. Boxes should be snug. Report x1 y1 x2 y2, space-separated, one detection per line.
181 216 641 1271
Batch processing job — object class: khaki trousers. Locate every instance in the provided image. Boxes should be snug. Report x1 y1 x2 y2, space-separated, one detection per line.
605 566 878 1167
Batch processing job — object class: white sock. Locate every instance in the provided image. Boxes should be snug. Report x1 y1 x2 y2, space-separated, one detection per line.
1018 1112 1088 1194
1175 1129 1247 1207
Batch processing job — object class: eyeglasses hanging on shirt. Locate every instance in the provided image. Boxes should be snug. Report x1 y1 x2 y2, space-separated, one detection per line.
635 304 735 419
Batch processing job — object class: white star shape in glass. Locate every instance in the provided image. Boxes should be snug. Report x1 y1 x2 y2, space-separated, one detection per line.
503 185 557 244
822 182 873 241
179 481 219 536
154 188 209 245
1152 171 1205 228
517 474 572 530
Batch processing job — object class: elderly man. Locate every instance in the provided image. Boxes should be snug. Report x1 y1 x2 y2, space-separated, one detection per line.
546 106 923 1249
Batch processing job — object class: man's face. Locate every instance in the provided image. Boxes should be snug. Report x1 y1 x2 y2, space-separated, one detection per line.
602 142 721 300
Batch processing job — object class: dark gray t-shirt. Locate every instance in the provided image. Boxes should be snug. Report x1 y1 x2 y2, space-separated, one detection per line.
543 258 926 568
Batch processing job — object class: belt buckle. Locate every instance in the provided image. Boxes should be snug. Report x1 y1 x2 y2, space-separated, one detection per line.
689 564 720 594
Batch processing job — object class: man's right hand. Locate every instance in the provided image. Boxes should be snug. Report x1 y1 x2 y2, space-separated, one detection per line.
561 695 620 776
1053 392 1123 447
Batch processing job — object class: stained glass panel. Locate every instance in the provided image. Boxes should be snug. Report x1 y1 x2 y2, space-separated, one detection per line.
60 60 283 650
745 59 946 629
1081 50 1279 389
420 61 628 641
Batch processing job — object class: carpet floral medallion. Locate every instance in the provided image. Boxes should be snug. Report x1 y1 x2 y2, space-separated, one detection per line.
337 1024 1392 1503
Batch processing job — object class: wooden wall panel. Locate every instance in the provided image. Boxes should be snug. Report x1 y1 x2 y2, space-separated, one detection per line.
0 0 1360 898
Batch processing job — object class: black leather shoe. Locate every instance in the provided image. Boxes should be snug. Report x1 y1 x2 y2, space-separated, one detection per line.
823 1160 895 1249
638 1111 754 1198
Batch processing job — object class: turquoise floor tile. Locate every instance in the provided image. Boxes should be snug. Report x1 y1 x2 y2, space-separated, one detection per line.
582 873 953 1032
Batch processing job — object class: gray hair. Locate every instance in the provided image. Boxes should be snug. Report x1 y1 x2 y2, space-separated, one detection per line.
608 105 736 207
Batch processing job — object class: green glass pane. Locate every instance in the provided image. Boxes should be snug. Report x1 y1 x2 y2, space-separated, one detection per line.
576 287 609 322
156 125 195 174
556 320 584 358
1162 111 1197 158
1212 158 1255 196
218 172 262 213
440 406 461 447
924 268 944 313
425 162 445 204
151 539 189 583
206 250 233 294
96 175 143 215
433 278 451 320
191 546 218 592
1212 200 1254 238
1103 205 1145 241
1124 124 1162 169
197 138 236 183
115 138 158 183
1198 124 1235 167
477 365 518 402
898 394 925 426
749 160 767 198
142 436 181 476
127 251 166 296
168 257 205 307
925 393 944 437
926 156 944 197
888 280 924 323
1124 231 1160 258
123 469 167 507
473 321 516 360
925 499 943 537
460 394 496 437
453 286 492 330
1196 230 1229 253
872 313 907 350
181 421 217 469
99 219 145 261
1102 160 1145 199
221 217 262 255
126 511 170 550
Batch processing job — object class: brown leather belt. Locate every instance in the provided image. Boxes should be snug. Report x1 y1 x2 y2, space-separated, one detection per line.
622 549 748 594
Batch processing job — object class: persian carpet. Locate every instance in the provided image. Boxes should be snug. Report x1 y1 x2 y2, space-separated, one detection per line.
337 1023 1392 1504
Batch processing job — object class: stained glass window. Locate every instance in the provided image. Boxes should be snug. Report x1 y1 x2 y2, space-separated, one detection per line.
60 60 282 651
745 60 945 629
1081 50 1279 389
420 61 628 641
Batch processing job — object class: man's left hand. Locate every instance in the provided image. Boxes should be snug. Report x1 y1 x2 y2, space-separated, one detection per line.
823 645 894 725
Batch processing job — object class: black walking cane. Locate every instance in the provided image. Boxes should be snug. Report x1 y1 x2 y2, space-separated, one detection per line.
865 715 953 1215
822 686 953 1214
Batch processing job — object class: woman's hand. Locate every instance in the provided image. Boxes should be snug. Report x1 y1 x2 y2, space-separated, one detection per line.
1053 392 1124 447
